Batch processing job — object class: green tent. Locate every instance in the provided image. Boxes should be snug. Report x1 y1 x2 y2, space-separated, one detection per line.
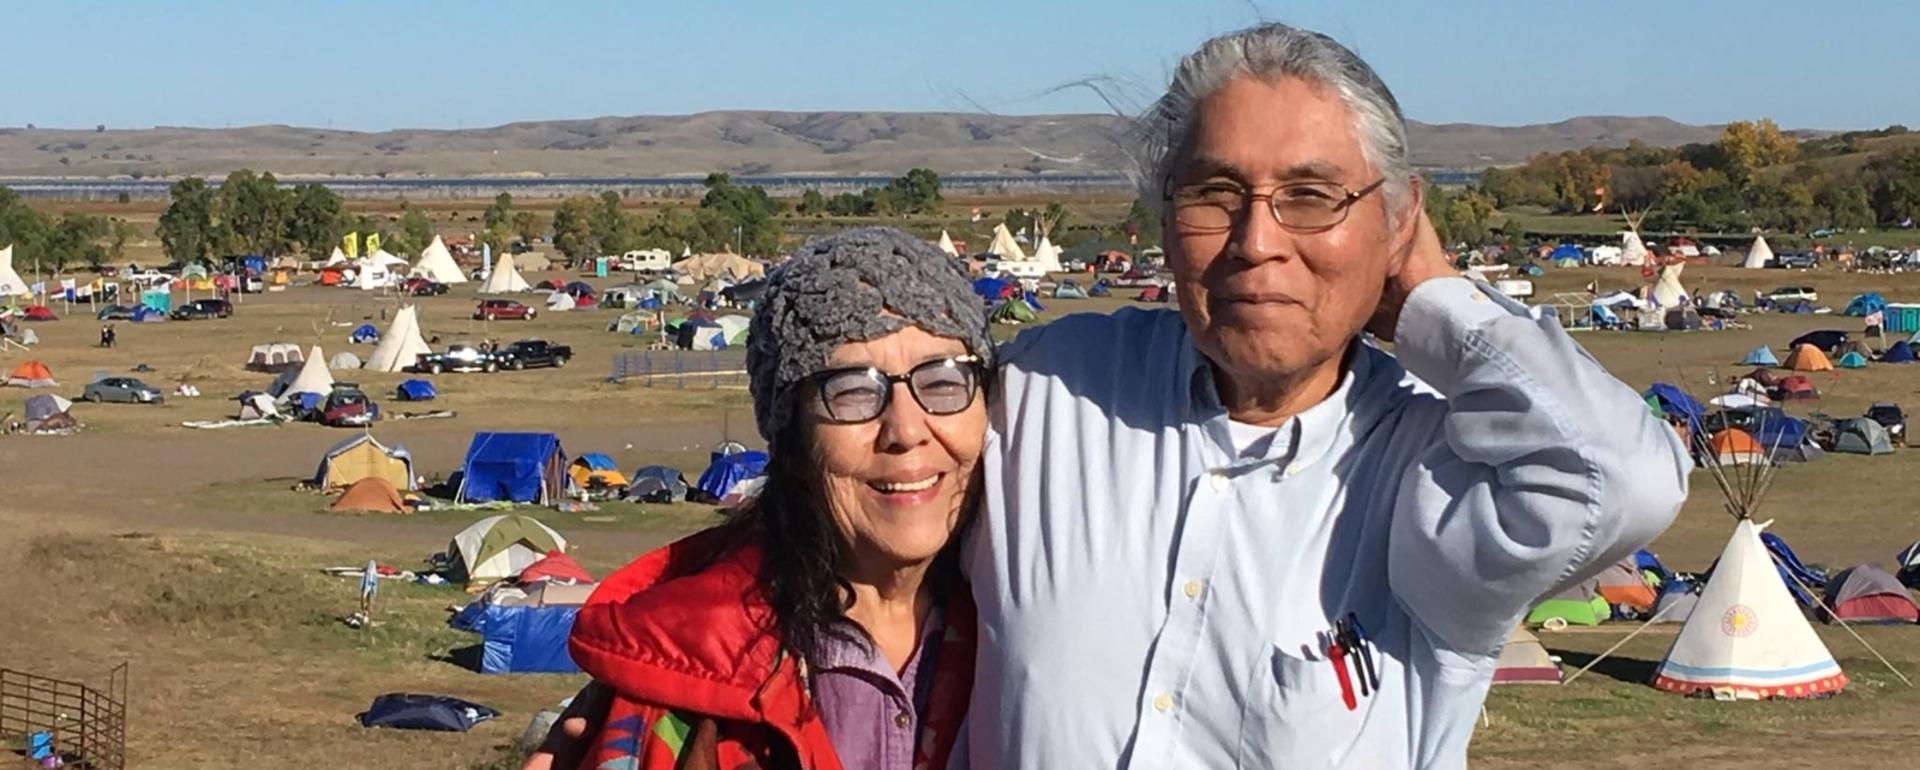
448 514 568 585
1838 351 1869 369
1526 593 1610 627
990 298 1038 325
1644 394 1667 420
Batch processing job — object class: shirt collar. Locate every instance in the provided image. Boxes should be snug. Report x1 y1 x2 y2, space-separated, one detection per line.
1181 335 1380 474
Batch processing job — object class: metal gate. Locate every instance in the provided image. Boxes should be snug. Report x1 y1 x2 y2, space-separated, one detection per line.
0 664 126 770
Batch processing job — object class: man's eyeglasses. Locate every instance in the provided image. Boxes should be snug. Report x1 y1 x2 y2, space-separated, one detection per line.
1165 178 1386 233
809 355 985 424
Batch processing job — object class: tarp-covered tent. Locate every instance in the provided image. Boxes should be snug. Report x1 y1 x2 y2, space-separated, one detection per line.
1654 519 1847 699
478 253 532 294
5 360 56 388
972 277 1015 301
330 477 408 514
568 453 630 491
1885 341 1917 363
448 582 584 673
313 433 416 491
1832 417 1895 455
1740 346 1780 367
365 305 433 373
625 465 690 503
1751 414 1824 463
358 693 500 732
456 432 570 504
22 394 75 433
1783 344 1834 372
412 235 468 284
446 514 568 586
1822 564 1919 624
695 446 769 502
396 378 437 401
676 251 765 284
1493 625 1563 684
1644 382 1707 437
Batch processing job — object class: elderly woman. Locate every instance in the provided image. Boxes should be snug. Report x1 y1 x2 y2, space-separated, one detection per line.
553 227 990 770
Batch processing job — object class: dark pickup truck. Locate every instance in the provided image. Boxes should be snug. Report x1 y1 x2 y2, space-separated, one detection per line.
494 339 573 370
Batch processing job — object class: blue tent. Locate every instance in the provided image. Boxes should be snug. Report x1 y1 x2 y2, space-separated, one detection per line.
1024 290 1046 312
1844 292 1888 317
575 453 618 473
130 305 167 323
240 255 267 275
1740 346 1780 366
351 323 381 344
1548 244 1584 265
1519 263 1545 277
396 379 437 401
359 693 501 731
1886 340 1918 363
696 448 769 501
1763 531 1827 608
972 277 1011 301
1644 382 1706 436
1750 412 1822 462
1088 279 1112 298
456 432 569 504
1783 300 1816 314
449 599 582 674
1590 303 1622 329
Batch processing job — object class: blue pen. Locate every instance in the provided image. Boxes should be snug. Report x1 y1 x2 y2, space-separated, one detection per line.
1345 612 1380 691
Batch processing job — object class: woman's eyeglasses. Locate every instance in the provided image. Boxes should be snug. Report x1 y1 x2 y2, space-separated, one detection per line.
809 356 984 424
1166 178 1385 233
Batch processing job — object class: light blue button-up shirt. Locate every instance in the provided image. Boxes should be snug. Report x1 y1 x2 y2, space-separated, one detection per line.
963 277 1689 769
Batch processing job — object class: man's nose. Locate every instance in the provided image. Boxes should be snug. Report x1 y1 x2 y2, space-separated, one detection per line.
1235 198 1292 264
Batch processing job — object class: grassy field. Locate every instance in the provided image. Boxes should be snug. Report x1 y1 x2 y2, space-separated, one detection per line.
13 206 1920 766
1508 206 1920 252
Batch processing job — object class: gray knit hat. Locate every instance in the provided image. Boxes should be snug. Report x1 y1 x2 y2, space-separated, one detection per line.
746 227 993 440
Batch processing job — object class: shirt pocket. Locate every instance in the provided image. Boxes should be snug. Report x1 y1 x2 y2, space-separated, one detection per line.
1239 643 1369 770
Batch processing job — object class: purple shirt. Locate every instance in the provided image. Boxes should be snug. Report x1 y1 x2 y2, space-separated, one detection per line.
812 608 945 770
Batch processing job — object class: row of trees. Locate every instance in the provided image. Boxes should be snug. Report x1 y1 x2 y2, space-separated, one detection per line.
544 173 786 259
1476 120 1918 234
153 170 400 262
795 168 944 217
0 187 140 272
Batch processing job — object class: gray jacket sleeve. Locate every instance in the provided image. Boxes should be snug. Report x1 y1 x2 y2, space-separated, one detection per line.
1386 276 1690 655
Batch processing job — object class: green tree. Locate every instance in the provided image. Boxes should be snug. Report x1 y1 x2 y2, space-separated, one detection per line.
41 213 107 273
104 218 140 268
394 206 434 255
510 211 545 244
1122 198 1163 248
797 189 828 216
483 192 514 230
883 168 943 214
214 169 293 257
550 194 599 258
1820 185 1875 230
591 190 630 255
285 184 346 257
157 176 218 263
698 173 782 254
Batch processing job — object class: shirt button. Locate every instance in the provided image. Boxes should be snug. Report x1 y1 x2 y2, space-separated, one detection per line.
1183 580 1204 599
1152 692 1174 712
894 711 911 729
1207 470 1229 491
1284 462 1302 477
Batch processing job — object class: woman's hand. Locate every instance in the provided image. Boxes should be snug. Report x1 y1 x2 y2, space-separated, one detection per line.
521 681 612 770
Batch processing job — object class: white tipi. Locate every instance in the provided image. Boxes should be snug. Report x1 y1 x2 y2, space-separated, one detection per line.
0 245 27 297
273 345 336 400
1032 236 1065 275
478 253 531 294
325 247 350 267
412 235 468 284
364 305 434 373
936 230 959 257
1651 262 1688 309
1743 236 1775 270
1652 519 1846 699
1620 209 1651 267
986 224 1026 261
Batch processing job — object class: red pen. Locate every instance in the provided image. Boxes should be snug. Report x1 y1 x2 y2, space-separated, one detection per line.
1326 636 1358 711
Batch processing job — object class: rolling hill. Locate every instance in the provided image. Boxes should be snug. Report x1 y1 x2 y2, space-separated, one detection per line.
0 112 1738 180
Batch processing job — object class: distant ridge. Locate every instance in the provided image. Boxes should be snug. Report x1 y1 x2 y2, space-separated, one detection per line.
0 111 1753 179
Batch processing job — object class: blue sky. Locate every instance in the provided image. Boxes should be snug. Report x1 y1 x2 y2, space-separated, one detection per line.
7 0 1915 132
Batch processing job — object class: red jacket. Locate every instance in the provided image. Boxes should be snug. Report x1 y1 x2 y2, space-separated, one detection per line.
569 527 973 770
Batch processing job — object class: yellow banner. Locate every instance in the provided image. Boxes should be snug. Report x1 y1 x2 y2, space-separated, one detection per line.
366 233 381 255
343 232 359 259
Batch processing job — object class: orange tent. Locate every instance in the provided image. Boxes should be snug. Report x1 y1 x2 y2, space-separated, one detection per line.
1783 344 1834 372
4 360 55 388
1709 428 1768 466
1595 559 1657 612
329 477 408 514
317 267 346 286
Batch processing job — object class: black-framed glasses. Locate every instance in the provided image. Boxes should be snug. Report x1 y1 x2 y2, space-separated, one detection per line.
1166 177 1386 233
809 355 985 424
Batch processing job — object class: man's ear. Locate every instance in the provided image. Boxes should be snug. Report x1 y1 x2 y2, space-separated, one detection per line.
1388 175 1426 271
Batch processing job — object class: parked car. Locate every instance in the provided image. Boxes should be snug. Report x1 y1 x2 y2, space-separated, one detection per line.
319 383 379 427
82 377 163 404
169 298 233 320
1766 286 1818 304
402 277 449 296
494 339 573 370
1868 402 1906 444
125 270 174 288
1790 329 1850 353
416 344 499 374
475 299 536 321
97 305 142 321
1773 252 1819 270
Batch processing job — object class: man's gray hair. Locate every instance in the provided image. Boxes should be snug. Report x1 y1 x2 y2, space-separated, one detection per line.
1138 23 1414 215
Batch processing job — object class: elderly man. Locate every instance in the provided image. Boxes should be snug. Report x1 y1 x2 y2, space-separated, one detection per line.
528 22 1685 770
959 23 1685 769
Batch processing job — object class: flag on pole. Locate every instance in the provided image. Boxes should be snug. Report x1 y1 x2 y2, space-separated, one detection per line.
365 233 381 255
343 232 360 259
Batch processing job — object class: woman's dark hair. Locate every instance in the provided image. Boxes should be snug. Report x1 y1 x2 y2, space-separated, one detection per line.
723 376 979 669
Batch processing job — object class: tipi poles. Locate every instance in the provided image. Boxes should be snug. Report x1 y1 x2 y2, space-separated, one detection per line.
1560 600 1683 686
